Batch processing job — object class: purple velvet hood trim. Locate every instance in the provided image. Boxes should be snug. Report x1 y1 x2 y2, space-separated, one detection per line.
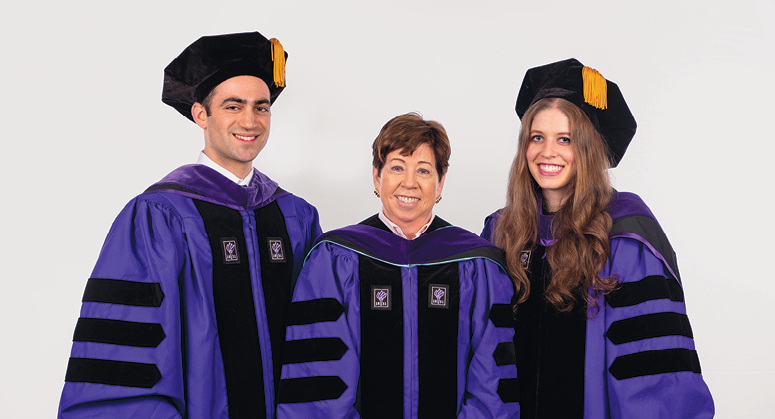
540 192 655 243
145 164 288 210
606 191 656 221
486 191 657 241
483 191 677 279
313 222 507 268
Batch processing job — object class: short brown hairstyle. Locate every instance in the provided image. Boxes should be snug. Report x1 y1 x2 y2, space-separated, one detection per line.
371 112 451 181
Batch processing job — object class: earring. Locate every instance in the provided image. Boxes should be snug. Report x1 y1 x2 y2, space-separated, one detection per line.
374 189 380 198
435 195 442 204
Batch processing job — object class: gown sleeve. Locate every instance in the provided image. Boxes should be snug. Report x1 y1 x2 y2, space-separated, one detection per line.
602 237 714 419
58 196 188 418
296 198 323 251
276 195 322 290
276 242 361 419
458 258 520 419
480 212 498 242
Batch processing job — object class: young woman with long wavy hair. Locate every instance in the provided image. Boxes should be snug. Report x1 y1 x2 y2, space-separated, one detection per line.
482 59 714 419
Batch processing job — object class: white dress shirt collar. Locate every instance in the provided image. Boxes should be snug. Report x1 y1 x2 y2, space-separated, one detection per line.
197 151 254 187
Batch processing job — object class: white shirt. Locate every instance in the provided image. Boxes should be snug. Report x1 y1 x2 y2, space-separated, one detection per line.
196 151 254 186
378 209 434 240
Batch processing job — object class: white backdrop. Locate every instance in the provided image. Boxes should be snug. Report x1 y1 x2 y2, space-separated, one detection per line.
1 1 773 417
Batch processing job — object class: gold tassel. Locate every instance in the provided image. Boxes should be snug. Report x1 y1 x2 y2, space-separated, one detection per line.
582 66 607 110
270 38 286 88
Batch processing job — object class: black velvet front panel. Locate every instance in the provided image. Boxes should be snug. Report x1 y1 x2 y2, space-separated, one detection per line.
195 200 266 419
359 256 403 419
514 244 586 419
417 263 459 418
254 201 294 398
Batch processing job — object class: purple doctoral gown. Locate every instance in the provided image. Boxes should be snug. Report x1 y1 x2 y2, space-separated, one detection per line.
276 215 519 419
481 191 714 419
58 164 322 419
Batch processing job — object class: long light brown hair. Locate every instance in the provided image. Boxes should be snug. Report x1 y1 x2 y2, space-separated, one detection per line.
493 98 617 313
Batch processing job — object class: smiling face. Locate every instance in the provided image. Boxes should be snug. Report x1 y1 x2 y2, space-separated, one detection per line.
526 106 576 212
191 75 272 179
373 143 445 239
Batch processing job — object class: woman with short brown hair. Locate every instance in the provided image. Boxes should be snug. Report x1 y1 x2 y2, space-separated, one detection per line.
278 112 519 419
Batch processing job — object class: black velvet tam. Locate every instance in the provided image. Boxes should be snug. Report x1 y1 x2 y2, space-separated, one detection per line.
515 58 636 167
162 32 288 122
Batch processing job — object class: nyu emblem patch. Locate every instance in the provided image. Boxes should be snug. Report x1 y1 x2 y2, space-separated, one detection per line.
220 238 240 264
429 284 449 309
268 238 286 263
520 250 532 270
371 286 392 310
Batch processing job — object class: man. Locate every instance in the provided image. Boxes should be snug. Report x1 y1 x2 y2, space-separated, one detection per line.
58 32 322 419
